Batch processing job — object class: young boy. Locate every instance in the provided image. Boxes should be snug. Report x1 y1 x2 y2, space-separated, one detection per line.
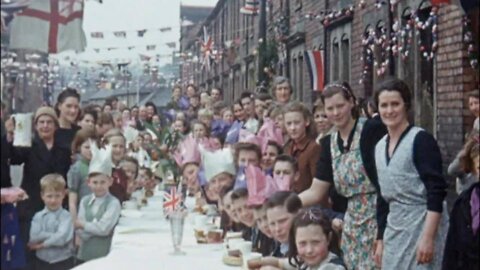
273 155 344 231
28 174 74 270
233 142 262 189
75 143 121 262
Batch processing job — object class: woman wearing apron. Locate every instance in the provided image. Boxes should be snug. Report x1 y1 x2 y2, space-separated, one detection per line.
296 82 387 269
374 78 448 269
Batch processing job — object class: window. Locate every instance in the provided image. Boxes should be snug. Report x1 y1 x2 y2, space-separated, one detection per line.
396 2 435 134
341 34 350 83
298 53 304 100
332 38 339 81
328 23 351 83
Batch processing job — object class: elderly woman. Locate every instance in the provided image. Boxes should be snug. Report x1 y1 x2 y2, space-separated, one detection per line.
8 106 71 269
271 76 293 105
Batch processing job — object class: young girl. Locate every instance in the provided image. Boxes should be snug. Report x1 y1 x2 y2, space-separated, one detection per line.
103 129 129 202
77 107 97 132
443 136 479 269
287 208 345 270
191 120 209 140
261 141 283 174
67 129 97 221
128 133 152 168
222 108 234 125
283 101 320 193
312 100 334 145
120 157 139 199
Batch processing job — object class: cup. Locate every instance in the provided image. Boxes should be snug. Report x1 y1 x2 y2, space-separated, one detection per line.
207 229 223 243
13 113 32 147
194 215 208 229
228 238 245 251
245 252 262 270
122 200 137 210
237 241 252 256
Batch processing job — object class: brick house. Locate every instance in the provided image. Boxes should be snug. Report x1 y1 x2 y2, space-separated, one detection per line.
180 0 479 165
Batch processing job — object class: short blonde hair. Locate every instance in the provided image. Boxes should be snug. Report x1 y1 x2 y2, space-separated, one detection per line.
198 108 213 118
40 173 66 193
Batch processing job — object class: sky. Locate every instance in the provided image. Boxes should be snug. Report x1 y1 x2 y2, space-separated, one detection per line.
54 0 218 65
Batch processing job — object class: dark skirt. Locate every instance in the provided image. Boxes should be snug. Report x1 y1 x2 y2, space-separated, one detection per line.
1 203 26 270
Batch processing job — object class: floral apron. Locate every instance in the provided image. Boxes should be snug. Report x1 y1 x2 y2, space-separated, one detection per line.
330 118 377 269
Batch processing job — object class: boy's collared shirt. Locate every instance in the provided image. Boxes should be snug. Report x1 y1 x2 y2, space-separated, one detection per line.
29 207 74 263
77 192 121 240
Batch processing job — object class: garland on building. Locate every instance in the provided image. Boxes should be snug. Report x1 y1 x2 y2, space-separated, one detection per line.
463 16 479 69
303 5 355 26
360 4 440 83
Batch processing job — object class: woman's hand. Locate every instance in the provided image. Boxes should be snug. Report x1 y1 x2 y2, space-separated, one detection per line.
373 240 383 267
331 218 343 232
416 235 435 265
1 187 28 204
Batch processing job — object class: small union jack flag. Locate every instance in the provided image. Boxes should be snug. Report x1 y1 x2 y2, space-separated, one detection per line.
163 187 181 212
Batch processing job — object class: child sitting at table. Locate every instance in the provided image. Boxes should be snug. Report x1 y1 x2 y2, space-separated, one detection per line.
230 188 256 239
286 208 345 270
218 187 245 234
266 191 302 257
245 165 276 256
28 174 74 270
120 157 139 198
102 129 129 203
272 155 344 232
75 143 121 263
246 191 303 270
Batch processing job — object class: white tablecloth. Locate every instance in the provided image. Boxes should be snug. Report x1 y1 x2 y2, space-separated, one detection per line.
72 197 238 270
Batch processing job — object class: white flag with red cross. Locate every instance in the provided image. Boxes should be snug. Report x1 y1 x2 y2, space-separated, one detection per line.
9 0 86 54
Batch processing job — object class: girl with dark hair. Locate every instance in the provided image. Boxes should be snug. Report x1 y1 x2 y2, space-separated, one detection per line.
55 88 81 151
286 208 345 270
295 81 387 269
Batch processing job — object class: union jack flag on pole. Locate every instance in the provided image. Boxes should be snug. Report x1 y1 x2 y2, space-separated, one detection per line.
201 26 213 71
163 187 181 212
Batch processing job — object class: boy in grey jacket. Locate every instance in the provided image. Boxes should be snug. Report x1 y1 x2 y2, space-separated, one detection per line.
28 174 73 270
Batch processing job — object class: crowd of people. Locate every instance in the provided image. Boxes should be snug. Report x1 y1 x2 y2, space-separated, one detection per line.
0 76 479 270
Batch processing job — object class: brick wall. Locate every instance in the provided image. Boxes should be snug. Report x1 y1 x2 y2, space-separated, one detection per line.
436 4 475 164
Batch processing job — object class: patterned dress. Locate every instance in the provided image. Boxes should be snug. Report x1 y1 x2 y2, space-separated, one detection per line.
375 127 449 269
330 118 378 269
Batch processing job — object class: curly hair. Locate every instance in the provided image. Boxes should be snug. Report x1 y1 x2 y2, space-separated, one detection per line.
460 134 480 174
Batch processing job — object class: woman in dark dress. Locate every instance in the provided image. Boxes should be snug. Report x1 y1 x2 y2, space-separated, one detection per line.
54 88 81 152
8 107 71 269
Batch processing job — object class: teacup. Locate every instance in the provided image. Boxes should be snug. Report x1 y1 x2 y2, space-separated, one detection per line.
228 238 245 251
237 241 252 256
245 252 262 270
207 229 223 243
195 215 208 228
